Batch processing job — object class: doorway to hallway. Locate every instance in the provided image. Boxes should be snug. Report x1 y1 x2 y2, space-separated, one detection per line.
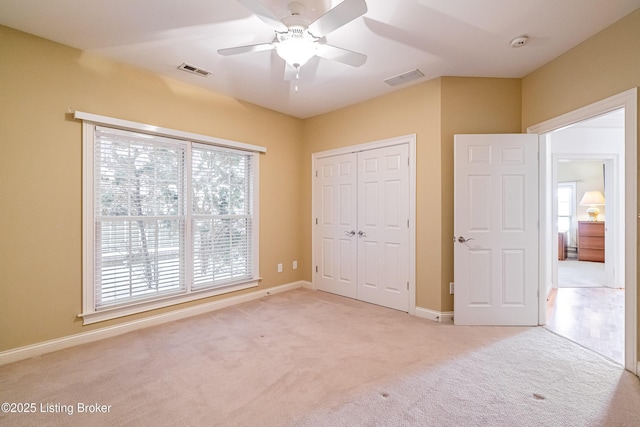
533 103 632 369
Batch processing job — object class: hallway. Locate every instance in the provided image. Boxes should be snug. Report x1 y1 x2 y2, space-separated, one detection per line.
546 286 625 364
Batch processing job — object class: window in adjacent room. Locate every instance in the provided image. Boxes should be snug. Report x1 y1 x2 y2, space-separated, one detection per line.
558 182 577 246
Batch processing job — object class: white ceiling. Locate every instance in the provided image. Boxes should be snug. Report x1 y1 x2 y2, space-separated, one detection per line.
2 0 639 118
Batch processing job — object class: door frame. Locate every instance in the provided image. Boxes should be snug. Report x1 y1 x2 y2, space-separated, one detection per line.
528 88 637 374
551 154 621 289
311 134 417 314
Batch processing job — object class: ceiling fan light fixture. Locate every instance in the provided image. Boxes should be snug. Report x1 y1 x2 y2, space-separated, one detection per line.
275 27 317 67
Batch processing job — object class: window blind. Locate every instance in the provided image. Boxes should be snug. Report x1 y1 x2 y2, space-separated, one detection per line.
94 127 187 308
89 126 256 312
191 144 253 289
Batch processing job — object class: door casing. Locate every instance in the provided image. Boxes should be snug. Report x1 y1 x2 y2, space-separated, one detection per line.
311 134 417 314
528 88 638 374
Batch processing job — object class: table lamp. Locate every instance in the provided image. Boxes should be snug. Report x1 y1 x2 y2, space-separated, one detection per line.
579 190 605 221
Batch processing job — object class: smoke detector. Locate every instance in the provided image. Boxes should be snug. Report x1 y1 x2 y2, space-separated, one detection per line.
510 36 529 48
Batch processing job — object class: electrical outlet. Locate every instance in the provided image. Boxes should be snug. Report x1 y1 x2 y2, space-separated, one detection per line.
293 260 298 270
277 263 283 273
449 282 454 295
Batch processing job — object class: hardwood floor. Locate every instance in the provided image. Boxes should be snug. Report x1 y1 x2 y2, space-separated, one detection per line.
546 287 625 365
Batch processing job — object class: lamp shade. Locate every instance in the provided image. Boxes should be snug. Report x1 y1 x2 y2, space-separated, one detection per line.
579 191 605 206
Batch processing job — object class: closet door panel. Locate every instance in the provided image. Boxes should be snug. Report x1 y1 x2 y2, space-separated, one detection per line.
315 154 358 298
357 145 410 311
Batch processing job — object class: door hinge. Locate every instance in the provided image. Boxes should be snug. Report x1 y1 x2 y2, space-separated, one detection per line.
407 219 409 228
407 282 409 290
315 170 318 177
315 218 318 225
315 266 318 273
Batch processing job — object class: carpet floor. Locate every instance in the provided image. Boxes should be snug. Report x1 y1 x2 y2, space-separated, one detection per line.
1 288 639 426
558 260 606 288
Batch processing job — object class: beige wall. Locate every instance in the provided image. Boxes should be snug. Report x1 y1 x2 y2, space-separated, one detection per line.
439 77 522 311
301 76 521 312
522 8 640 360
0 26 305 351
522 9 640 128
557 161 606 222
2 7 640 360
302 79 442 309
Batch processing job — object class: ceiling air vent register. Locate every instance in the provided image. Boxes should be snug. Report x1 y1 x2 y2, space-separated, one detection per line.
178 63 212 77
384 69 425 87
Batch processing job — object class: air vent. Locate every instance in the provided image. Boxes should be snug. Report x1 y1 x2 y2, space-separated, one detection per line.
384 69 424 87
178 63 212 77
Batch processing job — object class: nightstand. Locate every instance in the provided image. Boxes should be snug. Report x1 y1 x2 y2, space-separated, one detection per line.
577 221 604 262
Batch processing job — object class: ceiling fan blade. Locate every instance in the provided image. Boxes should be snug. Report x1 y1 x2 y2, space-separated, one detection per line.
316 44 367 67
237 0 288 32
284 63 300 81
308 0 368 38
218 43 274 56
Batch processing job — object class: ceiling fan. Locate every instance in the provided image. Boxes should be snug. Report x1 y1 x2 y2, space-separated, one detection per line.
218 0 368 80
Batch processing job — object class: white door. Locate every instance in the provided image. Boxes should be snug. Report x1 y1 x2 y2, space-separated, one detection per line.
315 153 358 298
357 145 410 311
314 144 410 311
454 134 539 325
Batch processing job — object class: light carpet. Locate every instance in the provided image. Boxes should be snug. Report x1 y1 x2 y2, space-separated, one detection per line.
558 260 606 288
1 288 639 426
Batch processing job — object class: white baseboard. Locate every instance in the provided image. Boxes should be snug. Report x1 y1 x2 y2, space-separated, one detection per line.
414 306 454 323
0 280 312 367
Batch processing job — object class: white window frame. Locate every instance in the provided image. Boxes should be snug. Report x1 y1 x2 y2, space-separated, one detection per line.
78 111 265 325
557 181 577 246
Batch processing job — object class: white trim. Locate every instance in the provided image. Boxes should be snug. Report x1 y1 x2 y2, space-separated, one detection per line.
0 281 312 367
81 121 261 325
74 110 267 153
311 134 417 314
80 280 260 325
312 134 414 157
82 123 96 315
528 87 637 375
414 307 454 323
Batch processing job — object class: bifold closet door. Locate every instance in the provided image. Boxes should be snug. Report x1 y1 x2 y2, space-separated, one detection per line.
357 144 409 311
315 144 410 311
315 153 358 298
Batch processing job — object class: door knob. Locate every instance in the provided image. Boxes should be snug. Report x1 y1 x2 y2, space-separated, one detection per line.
457 236 475 243
358 230 367 238
345 230 356 237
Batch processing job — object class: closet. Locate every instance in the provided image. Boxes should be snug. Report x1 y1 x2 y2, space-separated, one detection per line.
313 141 411 311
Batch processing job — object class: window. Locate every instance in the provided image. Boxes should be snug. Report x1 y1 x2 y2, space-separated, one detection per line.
557 182 577 246
80 113 264 324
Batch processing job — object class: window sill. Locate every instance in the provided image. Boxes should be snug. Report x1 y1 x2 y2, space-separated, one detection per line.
79 279 260 325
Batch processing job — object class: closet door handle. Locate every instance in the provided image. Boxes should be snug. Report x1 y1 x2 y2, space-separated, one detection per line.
345 230 356 237
358 231 367 238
